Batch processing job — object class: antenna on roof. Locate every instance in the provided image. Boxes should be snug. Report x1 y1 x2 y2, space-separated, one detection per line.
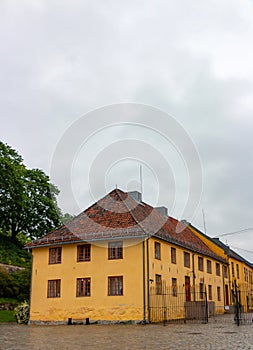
140 164 143 196
116 184 117 189
202 208 207 234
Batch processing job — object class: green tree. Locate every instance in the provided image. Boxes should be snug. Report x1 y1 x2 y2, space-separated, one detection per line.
60 212 74 224
0 267 30 301
0 141 61 240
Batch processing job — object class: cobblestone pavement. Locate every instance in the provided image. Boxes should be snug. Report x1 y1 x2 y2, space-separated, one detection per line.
1 321 253 350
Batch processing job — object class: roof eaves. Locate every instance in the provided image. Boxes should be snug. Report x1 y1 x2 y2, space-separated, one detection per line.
25 233 147 249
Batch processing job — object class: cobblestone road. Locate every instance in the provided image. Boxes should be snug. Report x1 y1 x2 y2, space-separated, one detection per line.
1 321 253 350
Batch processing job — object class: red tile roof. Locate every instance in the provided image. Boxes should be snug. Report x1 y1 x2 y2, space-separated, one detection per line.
25 189 226 262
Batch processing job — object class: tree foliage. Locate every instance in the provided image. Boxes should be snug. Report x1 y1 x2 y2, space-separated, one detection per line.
0 141 61 239
0 235 31 267
61 212 74 224
0 267 30 301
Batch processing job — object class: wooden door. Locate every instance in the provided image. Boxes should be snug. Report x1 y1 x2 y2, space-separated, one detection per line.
185 276 191 301
225 284 229 306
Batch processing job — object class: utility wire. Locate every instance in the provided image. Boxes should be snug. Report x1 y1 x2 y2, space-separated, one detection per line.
213 227 253 238
229 245 253 255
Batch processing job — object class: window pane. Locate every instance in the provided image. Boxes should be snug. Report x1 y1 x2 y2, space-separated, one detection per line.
216 263 220 276
77 244 91 262
155 242 161 260
236 264 239 279
184 252 190 268
217 286 221 301
48 279 61 298
108 242 123 260
223 265 228 278
108 276 123 295
207 260 212 274
171 247 176 264
155 274 162 294
231 262 235 277
208 285 212 300
172 278 177 297
49 247 62 264
199 283 204 299
198 257 203 271
76 278 91 297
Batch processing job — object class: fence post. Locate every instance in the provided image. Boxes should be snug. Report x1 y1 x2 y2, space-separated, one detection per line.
204 286 208 324
234 280 240 326
162 280 166 326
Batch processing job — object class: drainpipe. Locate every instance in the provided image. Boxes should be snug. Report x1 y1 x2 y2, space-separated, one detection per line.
222 263 226 308
224 247 231 306
192 253 196 301
227 258 231 306
146 238 150 323
28 249 33 324
142 240 146 323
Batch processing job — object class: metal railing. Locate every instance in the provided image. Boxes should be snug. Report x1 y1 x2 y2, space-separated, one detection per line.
149 283 208 324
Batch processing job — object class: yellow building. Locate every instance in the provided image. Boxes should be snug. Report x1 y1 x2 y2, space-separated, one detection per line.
26 189 229 324
186 222 253 313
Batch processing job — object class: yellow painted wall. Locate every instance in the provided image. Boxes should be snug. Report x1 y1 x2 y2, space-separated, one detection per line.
30 238 145 323
148 237 228 315
185 225 253 311
228 257 253 311
30 234 237 323
187 225 231 307
187 226 253 311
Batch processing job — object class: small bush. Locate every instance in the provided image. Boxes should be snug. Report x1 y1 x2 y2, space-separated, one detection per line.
14 301 29 324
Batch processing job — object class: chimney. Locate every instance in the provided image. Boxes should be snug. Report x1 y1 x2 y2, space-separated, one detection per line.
155 206 168 216
128 191 142 203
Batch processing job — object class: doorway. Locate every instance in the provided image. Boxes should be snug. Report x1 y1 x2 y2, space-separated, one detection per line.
185 276 191 301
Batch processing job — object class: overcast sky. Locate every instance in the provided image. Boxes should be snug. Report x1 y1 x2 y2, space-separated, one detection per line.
1 0 253 260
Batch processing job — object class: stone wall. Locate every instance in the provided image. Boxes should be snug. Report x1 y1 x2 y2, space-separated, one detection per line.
0 303 17 311
0 263 25 273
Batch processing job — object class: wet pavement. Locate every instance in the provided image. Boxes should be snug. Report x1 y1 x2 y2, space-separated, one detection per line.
1 321 253 350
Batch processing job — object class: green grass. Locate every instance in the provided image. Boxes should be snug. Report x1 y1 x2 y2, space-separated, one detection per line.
0 298 17 304
0 310 16 322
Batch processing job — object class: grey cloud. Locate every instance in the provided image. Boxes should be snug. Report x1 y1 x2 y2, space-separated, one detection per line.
1 0 253 259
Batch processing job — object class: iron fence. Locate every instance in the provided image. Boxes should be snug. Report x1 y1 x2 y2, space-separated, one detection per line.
233 281 253 326
149 283 208 324
149 281 253 326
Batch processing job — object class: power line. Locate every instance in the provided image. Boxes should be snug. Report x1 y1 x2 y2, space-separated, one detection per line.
214 227 253 238
229 245 253 255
